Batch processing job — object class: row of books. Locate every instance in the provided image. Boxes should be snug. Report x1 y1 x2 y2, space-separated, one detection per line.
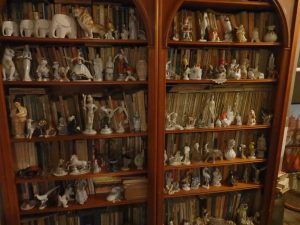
172 10 277 42
165 190 261 224
168 48 274 79
21 204 146 225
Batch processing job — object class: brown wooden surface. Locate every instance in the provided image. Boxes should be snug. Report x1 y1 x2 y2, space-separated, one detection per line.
166 79 277 84
168 40 281 47
284 190 300 212
182 0 273 9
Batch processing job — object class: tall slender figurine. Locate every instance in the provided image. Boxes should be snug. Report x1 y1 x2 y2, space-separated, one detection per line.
105 56 114 81
208 95 216 128
11 98 28 138
82 95 98 135
18 45 32 81
128 8 137 40
114 49 128 81
93 54 103 81
198 12 208 41
181 16 193 41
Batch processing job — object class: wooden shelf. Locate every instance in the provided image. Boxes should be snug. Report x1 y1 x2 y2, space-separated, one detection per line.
20 194 146 215
16 169 147 184
285 144 300 149
165 124 270 134
11 132 148 143
0 36 148 46
3 80 148 87
164 183 263 199
168 40 280 48
166 79 277 84
164 158 266 170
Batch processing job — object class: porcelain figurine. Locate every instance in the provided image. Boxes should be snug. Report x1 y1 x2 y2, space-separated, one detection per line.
247 110 256 126
240 58 249 79
252 165 266 184
165 112 184 130
164 150 168 165
247 68 256 80
2 48 17 81
121 24 129 40
182 67 191 80
20 200 36 211
75 180 88 205
227 59 238 78
239 144 247 159
121 147 131 171
58 186 74 208
93 159 101 173
17 45 32 81
251 27 260 42
169 151 183 166
169 220 174 225
203 143 223 163
2 20 18 36
124 66 136 81
242 166 250 183
191 142 202 161
105 20 115 39
212 168 222 187
267 53 276 77
226 170 237 186
57 64 70 82
182 176 191 191
213 63 227 84
34 17 51 38
262 112 273 125
68 154 90 175
52 61 60 81
198 12 208 41
129 8 137 40
26 119 35 139
215 118 222 127
248 142 256 159
220 106 235 127
115 101 129 133
209 28 220 42
191 176 201 189
100 105 116 134
51 14 77 38
105 56 114 80
93 54 104 81
133 112 141 132
107 186 123 203
236 113 242 125
185 115 196 129
237 204 254 225
134 149 145 170
165 61 174 80
183 145 191 165
190 65 202 80
136 59 147 81
36 58 50 81
68 50 93 81
257 134 267 158
263 25 278 42
82 94 98 135
182 16 193 41
53 159 68 176
20 19 34 37
208 95 216 128
114 49 128 81
223 16 233 41
35 186 59 210
225 139 237 160
236 25 247 42
67 115 81 134
202 168 211 189
172 23 180 41
11 98 28 138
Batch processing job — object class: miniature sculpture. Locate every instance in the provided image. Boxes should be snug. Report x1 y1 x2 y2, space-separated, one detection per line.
192 142 203 161
239 144 247 159
202 167 211 189
247 68 256 80
67 115 81 134
182 175 191 191
182 16 193 41
236 113 242 125
125 66 136 81
11 98 28 138
165 112 184 130
114 49 128 80
20 200 36 211
248 142 256 159
169 220 174 225
267 53 277 77
2 20 18 36
220 106 235 127
93 54 104 81
17 45 32 81
185 115 196 129
53 159 68 176
191 176 201 189
129 8 138 39
165 172 180 195
57 116 68 135
169 151 183 166
212 168 222 187
183 145 191 165
227 170 237 186
242 166 250 183
251 27 260 42
240 58 249 79
100 105 116 134
105 20 115 39
58 186 74 208
198 12 208 41
247 110 256 126
133 112 141 132
190 65 202 80
165 61 174 80
203 143 223 163
236 25 247 42
58 65 70 82
52 61 61 81
2 48 17 81
68 50 93 81
73 7 105 38
164 150 168 165
263 25 278 42
35 186 59 210
209 29 220 42
223 16 233 41
93 158 101 173
208 95 216 128
252 165 266 184
257 134 267 158
68 154 90 175
20 19 34 37
36 58 50 81
236 204 254 225
121 147 131 171
115 101 129 133
107 186 123 203
183 67 191 80
82 94 98 135
215 118 222 127
213 63 227 83
134 149 145 170
75 180 88 205
225 139 237 160
262 112 273 125
26 119 35 139
136 59 148 81
34 16 51 38
121 24 129 40
105 56 114 80
51 14 77 38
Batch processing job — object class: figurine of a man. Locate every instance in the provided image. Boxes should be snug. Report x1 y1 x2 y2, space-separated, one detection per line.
82 95 98 135
11 98 28 138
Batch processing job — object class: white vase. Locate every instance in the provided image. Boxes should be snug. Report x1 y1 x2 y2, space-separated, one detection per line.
136 60 147 81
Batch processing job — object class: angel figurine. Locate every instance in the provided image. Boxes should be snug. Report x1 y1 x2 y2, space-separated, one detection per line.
82 94 98 135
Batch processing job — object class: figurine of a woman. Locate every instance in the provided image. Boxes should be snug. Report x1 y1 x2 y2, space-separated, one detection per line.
105 56 114 81
198 12 208 41
18 45 32 81
11 98 28 138
93 54 103 81
128 8 137 40
247 109 256 125
181 16 193 41
208 95 216 128
225 139 237 160
82 95 98 135
114 49 128 81
183 145 191 165
36 58 50 81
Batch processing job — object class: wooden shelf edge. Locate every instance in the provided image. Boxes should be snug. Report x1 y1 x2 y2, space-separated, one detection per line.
285 144 300 149
11 132 148 143
166 79 277 84
16 170 147 184
164 158 266 170
3 81 148 86
20 195 147 215
165 124 270 134
167 40 280 47
163 183 263 198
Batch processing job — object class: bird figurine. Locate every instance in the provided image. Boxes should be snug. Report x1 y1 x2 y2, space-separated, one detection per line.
35 186 59 210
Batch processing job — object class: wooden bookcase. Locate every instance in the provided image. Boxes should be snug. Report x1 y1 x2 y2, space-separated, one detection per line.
0 0 156 225
157 1 296 225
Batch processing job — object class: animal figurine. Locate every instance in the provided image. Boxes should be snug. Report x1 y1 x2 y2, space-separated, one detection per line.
67 154 90 175
2 20 18 36
73 7 105 38
58 186 74 208
202 167 211 189
26 118 35 139
20 19 34 37
51 14 77 38
236 25 247 42
2 48 18 81
35 186 59 210
34 14 51 38
203 143 223 163
106 186 123 203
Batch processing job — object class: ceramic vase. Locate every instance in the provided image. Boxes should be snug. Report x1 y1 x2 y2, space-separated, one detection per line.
136 59 147 81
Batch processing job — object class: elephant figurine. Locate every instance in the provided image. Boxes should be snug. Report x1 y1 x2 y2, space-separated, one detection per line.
34 19 51 38
2 21 19 36
51 14 77 38
20 19 34 37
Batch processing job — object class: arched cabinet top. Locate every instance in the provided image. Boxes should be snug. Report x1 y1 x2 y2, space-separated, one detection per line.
160 0 293 48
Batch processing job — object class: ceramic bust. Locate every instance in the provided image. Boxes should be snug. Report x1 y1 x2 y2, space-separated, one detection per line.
82 95 98 135
183 145 191 165
17 45 32 81
36 58 50 81
202 168 211 189
93 54 104 81
225 139 237 160
236 25 247 42
11 98 28 138
212 168 222 187
2 48 17 81
257 134 267 158
247 110 256 126
129 8 137 39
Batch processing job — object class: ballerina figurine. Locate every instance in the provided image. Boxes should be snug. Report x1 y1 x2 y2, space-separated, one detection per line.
82 95 98 135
